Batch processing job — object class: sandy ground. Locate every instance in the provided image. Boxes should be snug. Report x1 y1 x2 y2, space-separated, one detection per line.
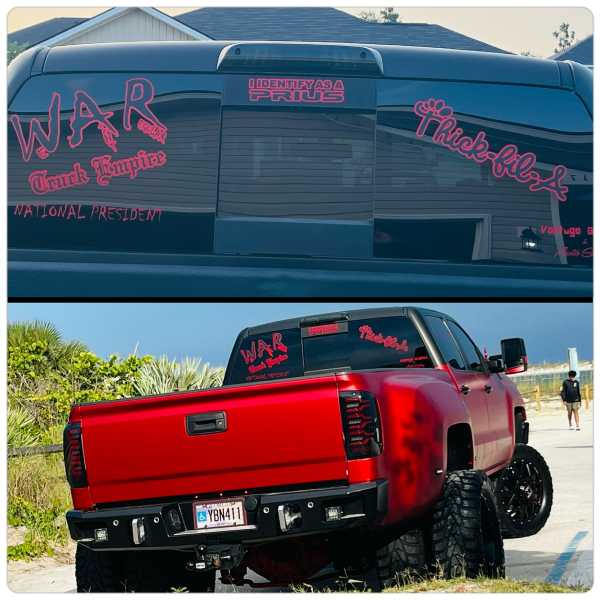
7 407 593 592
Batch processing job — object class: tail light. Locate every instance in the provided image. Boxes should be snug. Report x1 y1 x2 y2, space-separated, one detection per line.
339 391 382 459
63 422 87 488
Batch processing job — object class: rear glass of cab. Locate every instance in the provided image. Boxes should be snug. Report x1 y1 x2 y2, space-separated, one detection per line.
225 316 432 385
8 62 592 268
8 73 220 253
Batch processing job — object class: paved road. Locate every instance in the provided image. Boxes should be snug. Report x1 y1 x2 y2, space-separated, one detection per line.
7 409 593 592
503 409 593 588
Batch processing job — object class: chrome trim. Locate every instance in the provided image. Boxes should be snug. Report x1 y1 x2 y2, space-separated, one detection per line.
132 517 146 545
339 513 366 520
173 524 257 536
77 537 94 542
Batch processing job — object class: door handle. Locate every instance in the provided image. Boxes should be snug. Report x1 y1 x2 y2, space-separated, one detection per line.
484 385 493 394
186 411 227 435
460 385 470 395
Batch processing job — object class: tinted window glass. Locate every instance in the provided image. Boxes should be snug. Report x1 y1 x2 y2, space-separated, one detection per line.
302 316 433 372
423 315 466 370
8 73 220 253
227 328 303 384
219 109 374 220
446 321 484 372
375 81 592 267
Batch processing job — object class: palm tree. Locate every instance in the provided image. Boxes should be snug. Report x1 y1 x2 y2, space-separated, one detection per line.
8 321 88 394
132 356 224 396
8 321 88 361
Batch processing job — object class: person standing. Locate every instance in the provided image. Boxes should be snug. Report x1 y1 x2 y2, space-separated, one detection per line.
561 370 582 430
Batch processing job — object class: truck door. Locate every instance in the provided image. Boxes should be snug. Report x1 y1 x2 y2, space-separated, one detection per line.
214 43 378 259
421 315 491 469
444 320 496 470
484 375 514 468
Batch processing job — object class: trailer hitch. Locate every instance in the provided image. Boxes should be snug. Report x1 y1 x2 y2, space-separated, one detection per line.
185 544 245 572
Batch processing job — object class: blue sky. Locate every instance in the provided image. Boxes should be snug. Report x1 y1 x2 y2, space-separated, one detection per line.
8 302 592 367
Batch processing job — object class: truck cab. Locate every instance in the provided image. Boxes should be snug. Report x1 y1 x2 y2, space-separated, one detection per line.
8 41 592 297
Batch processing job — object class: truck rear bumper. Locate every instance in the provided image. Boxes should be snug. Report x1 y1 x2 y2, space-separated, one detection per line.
67 481 388 551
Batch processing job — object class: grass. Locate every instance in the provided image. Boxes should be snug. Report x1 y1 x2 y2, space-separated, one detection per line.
7 453 72 561
385 576 588 593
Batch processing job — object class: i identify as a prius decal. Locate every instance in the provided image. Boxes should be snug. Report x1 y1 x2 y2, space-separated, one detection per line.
248 78 345 104
413 98 569 203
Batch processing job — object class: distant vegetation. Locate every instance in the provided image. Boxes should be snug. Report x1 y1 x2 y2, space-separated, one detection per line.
7 320 224 560
7 41 28 64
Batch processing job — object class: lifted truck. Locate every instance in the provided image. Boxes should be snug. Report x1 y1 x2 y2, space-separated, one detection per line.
64 307 553 591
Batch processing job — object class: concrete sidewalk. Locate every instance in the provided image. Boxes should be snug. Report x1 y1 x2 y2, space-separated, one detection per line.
503 408 593 588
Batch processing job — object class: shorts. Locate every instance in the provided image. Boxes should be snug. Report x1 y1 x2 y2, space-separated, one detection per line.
565 401 582 411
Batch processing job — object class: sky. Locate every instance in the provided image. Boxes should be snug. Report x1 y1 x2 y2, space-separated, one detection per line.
7 302 593 366
6 6 593 58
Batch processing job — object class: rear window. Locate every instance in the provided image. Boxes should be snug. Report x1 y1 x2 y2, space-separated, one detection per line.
375 81 593 268
226 315 433 385
8 73 220 253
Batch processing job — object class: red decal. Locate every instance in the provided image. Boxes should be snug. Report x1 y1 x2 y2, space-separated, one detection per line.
10 92 61 162
12 79 169 166
555 245 593 258
398 355 429 364
540 225 584 238
248 78 345 104
307 323 340 336
13 203 162 223
358 325 409 353
123 78 167 138
240 332 289 373
413 98 569 202
28 162 90 195
68 90 119 152
90 150 167 186
137 119 167 144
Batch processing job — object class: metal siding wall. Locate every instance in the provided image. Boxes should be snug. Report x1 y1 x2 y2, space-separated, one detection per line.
58 10 197 45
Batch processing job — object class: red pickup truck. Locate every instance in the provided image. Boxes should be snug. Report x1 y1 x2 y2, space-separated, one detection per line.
64 307 553 592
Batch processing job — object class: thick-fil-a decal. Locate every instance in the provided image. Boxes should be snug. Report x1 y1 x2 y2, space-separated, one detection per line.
240 332 289 375
248 78 345 104
358 325 409 353
10 78 167 162
413 98 569 202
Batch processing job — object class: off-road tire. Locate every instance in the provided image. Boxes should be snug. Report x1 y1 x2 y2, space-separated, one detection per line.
431 470 505 579
76 543 121 592
76 544 216 592
374 529 427 589
493 444 553 539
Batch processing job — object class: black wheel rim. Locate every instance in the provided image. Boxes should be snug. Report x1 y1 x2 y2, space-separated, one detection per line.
496 457 546 530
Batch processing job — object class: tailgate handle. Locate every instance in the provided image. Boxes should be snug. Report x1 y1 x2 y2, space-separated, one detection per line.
186 411 227 435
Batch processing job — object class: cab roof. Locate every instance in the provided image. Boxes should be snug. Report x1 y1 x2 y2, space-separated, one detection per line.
242 306 452 336
20 40 566 88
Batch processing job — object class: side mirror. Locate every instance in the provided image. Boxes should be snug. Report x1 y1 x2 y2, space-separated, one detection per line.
501 338 528 374
487 354 504 373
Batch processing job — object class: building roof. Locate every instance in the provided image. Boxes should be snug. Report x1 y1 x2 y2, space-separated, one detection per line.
9 7 509 54
7 7 209 49
8 17 87 47
551 34 593 66
176 7 508 52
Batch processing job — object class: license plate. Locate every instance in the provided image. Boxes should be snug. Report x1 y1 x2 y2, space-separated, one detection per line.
194 498 247 530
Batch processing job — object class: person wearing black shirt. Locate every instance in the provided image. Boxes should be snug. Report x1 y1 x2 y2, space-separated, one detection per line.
561 370 582 430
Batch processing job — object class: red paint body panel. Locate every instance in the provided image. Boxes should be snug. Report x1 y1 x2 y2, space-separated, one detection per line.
70 366 523 518
73 376 348 509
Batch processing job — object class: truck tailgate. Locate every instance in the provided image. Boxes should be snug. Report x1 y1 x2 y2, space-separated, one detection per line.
75 376 348 505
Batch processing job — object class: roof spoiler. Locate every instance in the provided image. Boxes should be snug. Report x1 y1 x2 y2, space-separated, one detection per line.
217 42 384 76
